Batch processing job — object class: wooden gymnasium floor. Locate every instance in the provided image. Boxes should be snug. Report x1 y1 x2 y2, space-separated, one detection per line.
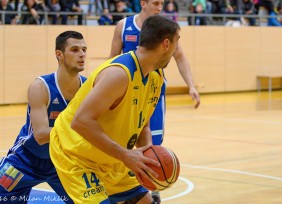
1 90 282 203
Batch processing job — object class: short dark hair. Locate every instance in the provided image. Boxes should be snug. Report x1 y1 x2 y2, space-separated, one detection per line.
139 15 180 50
56 31 84 51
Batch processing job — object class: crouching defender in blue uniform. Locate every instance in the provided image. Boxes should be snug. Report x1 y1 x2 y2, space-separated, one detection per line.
0 31 87 203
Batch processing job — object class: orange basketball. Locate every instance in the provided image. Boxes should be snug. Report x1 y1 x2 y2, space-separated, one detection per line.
140 145 180 191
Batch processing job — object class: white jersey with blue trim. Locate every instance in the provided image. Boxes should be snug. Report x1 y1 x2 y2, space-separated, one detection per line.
9 72 86 159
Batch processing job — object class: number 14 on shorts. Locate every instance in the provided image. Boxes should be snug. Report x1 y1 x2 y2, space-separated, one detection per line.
82 172 101 188
82 172 108 199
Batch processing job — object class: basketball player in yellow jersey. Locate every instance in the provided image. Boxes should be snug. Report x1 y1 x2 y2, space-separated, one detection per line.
50 15 180 204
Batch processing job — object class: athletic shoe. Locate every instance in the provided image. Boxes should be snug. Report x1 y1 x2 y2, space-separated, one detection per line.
151 192 161 204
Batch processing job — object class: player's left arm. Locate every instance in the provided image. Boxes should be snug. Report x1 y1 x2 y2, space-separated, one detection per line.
173 43 200 109
136 121 152 148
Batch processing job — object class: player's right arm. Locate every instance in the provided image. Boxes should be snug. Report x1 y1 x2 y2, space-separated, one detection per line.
71 66 159 183
28 79 51 145
109 19 124 58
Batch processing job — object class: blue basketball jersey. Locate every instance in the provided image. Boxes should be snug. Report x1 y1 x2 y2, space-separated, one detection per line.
9 72 86 159
122 15 140 53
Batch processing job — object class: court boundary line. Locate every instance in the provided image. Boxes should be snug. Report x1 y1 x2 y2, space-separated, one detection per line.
182 164 282 181
167 114 282 125
162 176 194 201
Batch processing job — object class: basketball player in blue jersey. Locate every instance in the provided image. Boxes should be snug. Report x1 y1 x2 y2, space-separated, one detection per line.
0 31 87 203
49 15 180 204
109 1 200 202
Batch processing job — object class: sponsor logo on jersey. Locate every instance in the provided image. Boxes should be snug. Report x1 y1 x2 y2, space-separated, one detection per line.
52 97 59 104
49 111 60 119
148 97 159 107
127 134 138 149
150 79 157 93
134 86 139 89
125 35 137 42
0 163 24 192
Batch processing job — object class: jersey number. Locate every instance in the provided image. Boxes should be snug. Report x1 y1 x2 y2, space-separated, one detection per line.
82 172 100 189
138 111 145 128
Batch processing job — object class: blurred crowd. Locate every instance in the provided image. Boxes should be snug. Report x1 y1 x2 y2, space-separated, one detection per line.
0 0 281 26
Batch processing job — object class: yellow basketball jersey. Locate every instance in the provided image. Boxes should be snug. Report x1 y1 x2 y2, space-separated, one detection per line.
52 51 163 165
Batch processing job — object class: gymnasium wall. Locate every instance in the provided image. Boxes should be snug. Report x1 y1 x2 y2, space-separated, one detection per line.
0 26 282 104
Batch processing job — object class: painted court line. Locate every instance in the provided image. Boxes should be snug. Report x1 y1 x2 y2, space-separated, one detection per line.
163 176 194 201
182 164 282 181
167 114 282 125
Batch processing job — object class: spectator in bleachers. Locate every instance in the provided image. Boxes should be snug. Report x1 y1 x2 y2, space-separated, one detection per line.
111 0 132 25
0 0 17 24
222 0 241 24
192 0 207 25
223 0 241 15
9 0 19 11
45 0 61 24
88 0 109 15
98 7 113 24
263 0 282 26
241 0 256 25
20 0 45 24
205 0 225 21
164 0 178 12
163 1 178 22
59 0 83 25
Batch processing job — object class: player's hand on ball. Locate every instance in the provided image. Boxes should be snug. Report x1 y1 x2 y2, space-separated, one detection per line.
121 145 160 185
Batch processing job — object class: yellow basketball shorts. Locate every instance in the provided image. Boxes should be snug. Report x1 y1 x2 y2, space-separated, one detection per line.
50 128 148 204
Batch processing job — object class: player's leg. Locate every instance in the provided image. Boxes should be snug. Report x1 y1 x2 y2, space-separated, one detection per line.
0 146 44 203
52 159 110 203
48 175 74 204
108 168 153 204
150 91 166 146
109 186 152 204
151 191 161 204
150 82 166 203
50 131 110 204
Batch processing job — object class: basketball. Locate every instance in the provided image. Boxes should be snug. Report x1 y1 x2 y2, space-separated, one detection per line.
140 145 180 191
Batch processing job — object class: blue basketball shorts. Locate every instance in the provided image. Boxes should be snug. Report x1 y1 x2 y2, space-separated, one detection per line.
150 91 166 146
0 145 73 204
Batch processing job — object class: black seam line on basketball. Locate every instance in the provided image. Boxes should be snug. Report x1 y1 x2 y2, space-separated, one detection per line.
170 147 179 183
167 149 178 184
160 149 177 191
160 150 179 191
150 147 175 190
158 147 176 184
143 146 170 190
144 163 167 188
142 171 166 190
151 147 168 180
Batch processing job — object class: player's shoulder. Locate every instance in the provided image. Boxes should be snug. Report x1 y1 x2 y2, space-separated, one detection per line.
38 72 55 82
29 73 55 90
116 18 126 30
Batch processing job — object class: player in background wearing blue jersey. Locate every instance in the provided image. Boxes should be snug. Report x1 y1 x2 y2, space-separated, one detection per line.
109 0 201 203
0 31 87 203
